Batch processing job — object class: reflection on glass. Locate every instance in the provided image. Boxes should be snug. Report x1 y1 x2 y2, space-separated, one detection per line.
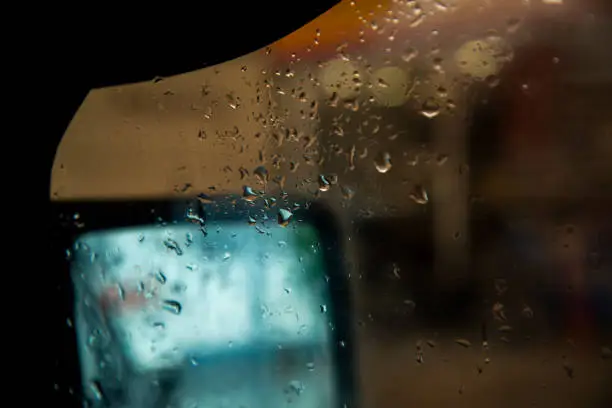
72 222 336 408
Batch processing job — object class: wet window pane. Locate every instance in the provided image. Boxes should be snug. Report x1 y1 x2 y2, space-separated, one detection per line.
53 1 612 407
72 222 337 407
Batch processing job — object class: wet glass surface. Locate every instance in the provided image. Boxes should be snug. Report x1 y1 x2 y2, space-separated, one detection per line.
53 1 612 407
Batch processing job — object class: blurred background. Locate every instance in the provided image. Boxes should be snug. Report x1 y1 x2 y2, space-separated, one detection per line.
52 0 612 407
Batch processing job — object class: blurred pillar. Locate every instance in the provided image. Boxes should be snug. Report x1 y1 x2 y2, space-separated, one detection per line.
430 80 470 290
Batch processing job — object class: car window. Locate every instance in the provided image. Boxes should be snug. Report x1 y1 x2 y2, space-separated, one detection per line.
53 1 612 407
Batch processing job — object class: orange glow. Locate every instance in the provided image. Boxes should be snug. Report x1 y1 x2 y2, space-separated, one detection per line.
273 0 394 60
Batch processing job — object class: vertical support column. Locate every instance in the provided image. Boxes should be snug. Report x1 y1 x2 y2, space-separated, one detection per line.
431 93 470 291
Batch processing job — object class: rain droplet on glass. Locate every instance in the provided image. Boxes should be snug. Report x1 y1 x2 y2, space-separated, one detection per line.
419 98 441 119
278 209 293 227
163 239 183 256
374 152 392 173
455 338 472 348
318 174 331 191
254 166 269 185
162 300 182 315
409 184 428 204
243 186 258 202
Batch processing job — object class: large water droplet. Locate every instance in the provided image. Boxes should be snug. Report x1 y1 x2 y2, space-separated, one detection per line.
278 209 293 227
243 186 258 202
163 239 183 256
89 381 104 401
318 175 331 191
162 300 182 315
419 98 440 119
376 77 389 88
409 185 428 204
374 152 392 173
254 166 269 185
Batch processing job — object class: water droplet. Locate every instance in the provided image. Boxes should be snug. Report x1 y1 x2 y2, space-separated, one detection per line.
243 186 258 202
318 174 331 191
434 0 449 11
306 362 315 371
427 340 437 348
492 302 507 321
402 47 419 63
377 77 389 88
89 381 104 401
392 263 401 279
498 325 513 333
419 98 440 119
374 152 392 173
66 318 73 328
416 351 424 364
436 153 448 165
486 75 500 88
409 185 428 204
521 304 534 319
155 271 167 285
278 209 293 227
185 208 205 227
163 239 183 256
287 380 305 396
320 304 328 313
162 300 182 315
254 166 269 185
455 338 472 348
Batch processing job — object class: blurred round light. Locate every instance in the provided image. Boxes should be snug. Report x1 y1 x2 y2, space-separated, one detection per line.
454 36 513 79
320 59 361 100
370 66 412 107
